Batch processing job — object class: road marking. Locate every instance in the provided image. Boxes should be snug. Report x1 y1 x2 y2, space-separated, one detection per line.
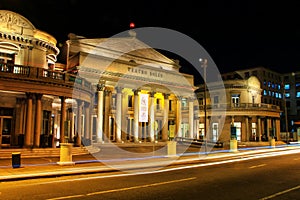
87 177 196 196
249 164 266 169
259 185 300 200
47 194 84 200
47 177 196 199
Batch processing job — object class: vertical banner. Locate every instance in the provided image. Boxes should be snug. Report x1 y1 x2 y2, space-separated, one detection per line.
139 93 149 122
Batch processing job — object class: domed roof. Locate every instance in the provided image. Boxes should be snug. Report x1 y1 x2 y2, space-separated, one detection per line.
247 76 261 88
0 10 35 35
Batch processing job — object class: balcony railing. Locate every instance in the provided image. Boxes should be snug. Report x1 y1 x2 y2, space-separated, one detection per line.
0 63 92 91
199 103 280 111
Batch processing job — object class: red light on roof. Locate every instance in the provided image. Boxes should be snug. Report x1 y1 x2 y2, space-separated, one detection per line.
129 22 135 29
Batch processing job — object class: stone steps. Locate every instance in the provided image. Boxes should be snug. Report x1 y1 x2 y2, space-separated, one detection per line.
0 145 100 159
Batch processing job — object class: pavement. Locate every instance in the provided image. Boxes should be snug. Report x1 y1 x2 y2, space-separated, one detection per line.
0 142 300 182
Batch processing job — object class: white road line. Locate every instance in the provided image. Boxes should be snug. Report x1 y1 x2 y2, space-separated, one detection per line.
259 185 300 200
249 164 266 169
47 177 196 200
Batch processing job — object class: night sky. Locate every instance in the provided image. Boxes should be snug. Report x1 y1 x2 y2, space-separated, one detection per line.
1 0 300 76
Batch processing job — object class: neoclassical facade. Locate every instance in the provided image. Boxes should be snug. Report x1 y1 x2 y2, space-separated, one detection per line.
61 32 199 144
0 10 93 148
196 75 282 145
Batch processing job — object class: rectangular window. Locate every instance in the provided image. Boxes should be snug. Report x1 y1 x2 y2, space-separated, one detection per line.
233 122 241 141
296 92 300 98
156 98 161 110
251 123 256 141
169 100 172 111
285 84 290 90
128 95 133 107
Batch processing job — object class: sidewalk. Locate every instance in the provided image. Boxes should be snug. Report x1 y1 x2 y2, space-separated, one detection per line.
0 143 299 182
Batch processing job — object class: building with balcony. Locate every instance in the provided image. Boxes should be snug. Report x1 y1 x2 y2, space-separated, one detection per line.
196 74 282 145
0 10 200 148
0 10 93 148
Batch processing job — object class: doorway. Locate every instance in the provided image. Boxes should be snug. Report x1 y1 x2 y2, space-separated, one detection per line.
0 117 13 147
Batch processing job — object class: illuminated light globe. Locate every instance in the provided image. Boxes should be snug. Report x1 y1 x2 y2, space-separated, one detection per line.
129 22 135 29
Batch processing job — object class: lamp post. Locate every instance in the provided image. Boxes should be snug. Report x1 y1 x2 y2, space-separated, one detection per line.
200 58 208 153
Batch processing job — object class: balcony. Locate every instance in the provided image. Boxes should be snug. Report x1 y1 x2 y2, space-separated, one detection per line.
0 63 93 101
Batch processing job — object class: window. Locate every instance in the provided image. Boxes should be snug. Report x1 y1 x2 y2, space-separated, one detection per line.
285 93 290 98
128 95 133 107
169 100 173 111
263 90 267 96
212 123 219 142
231 94 240 107
233 122 241 141
214 96 219 104
285 84 290 90
296 83 300 88
296 92 300 98
251 123 257 141
156 98 161 110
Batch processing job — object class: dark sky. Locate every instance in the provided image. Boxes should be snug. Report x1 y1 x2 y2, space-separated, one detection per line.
1 0 300 75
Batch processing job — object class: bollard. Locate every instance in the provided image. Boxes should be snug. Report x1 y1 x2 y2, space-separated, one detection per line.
12 152 21 168
270 138 276 148
229 139 238 153
167 141 178 157
57 143 75 165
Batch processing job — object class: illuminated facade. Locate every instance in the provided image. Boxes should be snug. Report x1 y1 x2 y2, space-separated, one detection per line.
196 75 282 144
0 10 93 148
61 32 199 144
0 10 200 148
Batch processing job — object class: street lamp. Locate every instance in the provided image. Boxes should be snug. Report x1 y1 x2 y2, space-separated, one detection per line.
200 58 208 153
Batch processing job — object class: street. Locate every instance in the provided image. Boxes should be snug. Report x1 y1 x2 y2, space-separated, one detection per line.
0 150 300 200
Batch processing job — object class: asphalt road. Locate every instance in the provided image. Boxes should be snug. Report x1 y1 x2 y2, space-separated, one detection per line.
1 150 300 200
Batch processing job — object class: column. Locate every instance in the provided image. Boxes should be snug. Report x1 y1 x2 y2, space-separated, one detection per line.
245 116 249 142
188 97 194 139
162 93 169 141
257 117 262 142
97 83 104 143
34 94 43 147
176 96 182 138
275 118 280 140
84 103 91 145
68 108 75 142
194 118 199 140
115 87 122 143
149 91 155 142
76 100 83 146
25 93 33 147
133 89 139 142
60 96 67 143
104 90 111 142
266 118 270 140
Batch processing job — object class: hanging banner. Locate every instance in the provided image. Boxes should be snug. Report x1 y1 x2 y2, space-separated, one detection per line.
139 93 149 122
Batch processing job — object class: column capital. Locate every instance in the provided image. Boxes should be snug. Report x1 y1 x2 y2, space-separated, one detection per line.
97 80 106 91
149 91 156 97
133 89 140 95
115 86 123 93
35 93 43 100
26 92 34 99
176 96 183 101
104 89 111 96
163 93 170 99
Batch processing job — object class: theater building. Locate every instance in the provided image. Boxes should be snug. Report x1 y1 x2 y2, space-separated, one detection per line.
61 31 199 144
0 10 200 148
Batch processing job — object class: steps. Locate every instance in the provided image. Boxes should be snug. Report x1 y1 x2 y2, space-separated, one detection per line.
0 145 100 159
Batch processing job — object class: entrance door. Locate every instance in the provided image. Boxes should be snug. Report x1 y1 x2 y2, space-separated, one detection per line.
0 117 12 147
